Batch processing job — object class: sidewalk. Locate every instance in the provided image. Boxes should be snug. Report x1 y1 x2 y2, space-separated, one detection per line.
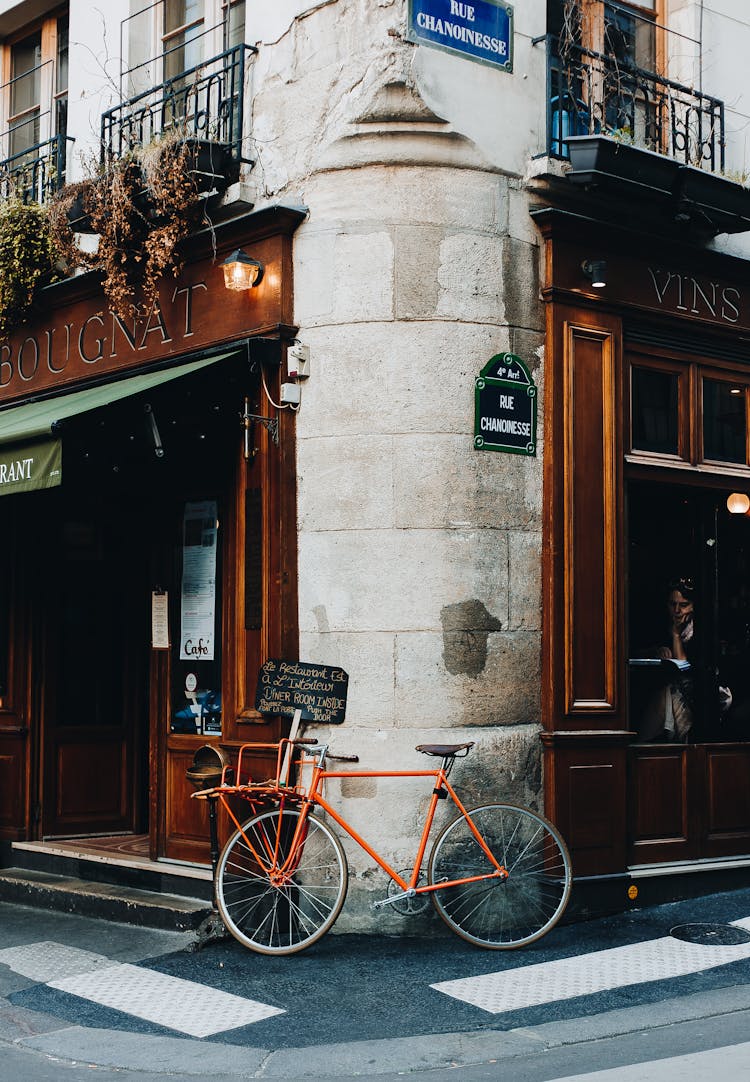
2 887 750 1077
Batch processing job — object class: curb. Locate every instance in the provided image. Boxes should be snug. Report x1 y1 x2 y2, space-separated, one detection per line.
11 982 750 1077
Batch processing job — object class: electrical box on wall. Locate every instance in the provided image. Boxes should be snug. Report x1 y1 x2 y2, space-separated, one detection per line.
288 343 310 379
280 383 301 405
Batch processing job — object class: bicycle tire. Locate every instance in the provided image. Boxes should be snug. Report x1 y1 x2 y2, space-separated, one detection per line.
216 807 348 955
428 803 572 949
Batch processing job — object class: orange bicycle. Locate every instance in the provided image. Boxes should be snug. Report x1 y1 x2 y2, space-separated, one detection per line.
196 738 572 956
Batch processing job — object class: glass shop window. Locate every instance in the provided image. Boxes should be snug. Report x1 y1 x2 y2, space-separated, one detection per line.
703 379 747 466
631 366 679 456
170 498 223 737
628 481 750 745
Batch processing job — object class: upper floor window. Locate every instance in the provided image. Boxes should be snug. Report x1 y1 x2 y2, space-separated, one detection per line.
601 1 657 72
8 30 42 159
125 0 245 92
0 9 68 200
164 0 205 82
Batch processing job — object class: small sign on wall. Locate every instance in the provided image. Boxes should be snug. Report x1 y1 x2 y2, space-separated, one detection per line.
474 352 537 455
408 0 514 72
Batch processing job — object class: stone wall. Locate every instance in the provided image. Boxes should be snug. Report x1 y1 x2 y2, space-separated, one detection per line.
250 0 546 927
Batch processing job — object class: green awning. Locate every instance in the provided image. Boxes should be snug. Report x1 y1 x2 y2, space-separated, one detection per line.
0 352 236 496
0 438 61 495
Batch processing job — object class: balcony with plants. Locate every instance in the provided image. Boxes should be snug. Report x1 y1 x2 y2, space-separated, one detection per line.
0 17 256 341
539 1 750 235
100 22 254 196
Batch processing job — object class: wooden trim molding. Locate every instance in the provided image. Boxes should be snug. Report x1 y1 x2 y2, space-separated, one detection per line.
562 318 621 714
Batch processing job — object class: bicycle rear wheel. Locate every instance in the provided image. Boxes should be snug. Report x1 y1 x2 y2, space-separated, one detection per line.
216 807 348 955
428 803 571 949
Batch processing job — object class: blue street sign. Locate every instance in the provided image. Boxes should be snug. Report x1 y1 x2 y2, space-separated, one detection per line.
408 0 514 72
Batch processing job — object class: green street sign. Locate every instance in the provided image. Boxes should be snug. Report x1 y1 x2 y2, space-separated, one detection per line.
474 352 537 455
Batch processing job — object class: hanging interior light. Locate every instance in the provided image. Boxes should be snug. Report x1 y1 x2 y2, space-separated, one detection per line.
222 250 265 291
727 492 750 514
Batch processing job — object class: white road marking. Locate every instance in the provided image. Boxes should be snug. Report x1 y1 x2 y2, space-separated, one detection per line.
48 962 284 1037
432 918 750 1014
0 941 117 982
0 941 284 1037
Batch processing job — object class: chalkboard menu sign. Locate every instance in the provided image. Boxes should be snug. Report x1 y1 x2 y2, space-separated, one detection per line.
255 659 349 725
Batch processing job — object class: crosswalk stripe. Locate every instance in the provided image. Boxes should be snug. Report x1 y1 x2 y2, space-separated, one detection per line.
431 917 750 1014
48 962 284 1037
0 941 116 982
0 941 284 1037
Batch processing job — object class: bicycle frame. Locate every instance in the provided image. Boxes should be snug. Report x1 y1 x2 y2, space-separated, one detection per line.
212 741 509 899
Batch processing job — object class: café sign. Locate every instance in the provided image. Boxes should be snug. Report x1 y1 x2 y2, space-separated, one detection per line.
408 0 513 71
474 352 537 456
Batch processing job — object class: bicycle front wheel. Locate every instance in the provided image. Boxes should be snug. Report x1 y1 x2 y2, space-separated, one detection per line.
216 807 348 955
428 803 571 949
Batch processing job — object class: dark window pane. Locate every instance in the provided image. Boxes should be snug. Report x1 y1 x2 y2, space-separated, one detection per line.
703 380 746 464
632 367 679 455
58 521 123 726
225 0 245 50
604 1 655 70
56 16 69 95
10 32 41 158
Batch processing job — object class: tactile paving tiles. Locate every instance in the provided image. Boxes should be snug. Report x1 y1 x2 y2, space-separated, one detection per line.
48 963 284 1037
432 924 750 1014
0 941 116 983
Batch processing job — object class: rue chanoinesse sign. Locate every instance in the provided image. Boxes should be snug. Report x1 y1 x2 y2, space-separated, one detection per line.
475 352 537 456
408 0 514 71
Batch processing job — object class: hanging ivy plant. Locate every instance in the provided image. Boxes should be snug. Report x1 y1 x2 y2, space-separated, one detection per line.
0 198 58 340
49 135 202 320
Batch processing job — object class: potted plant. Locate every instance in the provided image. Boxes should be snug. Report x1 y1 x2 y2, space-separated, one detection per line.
566 134 679 197
0 198 59 338
676 165 750 230
49 135 202 319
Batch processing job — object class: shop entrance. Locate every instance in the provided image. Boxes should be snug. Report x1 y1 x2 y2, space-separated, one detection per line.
627 481 750 864
33 354 248 849
39 483 150 838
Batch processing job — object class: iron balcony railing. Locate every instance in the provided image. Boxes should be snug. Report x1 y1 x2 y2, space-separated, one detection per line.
543 36 725 172
0 133 69 204
101 41 254 166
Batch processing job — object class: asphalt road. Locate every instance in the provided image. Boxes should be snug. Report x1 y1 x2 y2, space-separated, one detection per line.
2 886 750 1078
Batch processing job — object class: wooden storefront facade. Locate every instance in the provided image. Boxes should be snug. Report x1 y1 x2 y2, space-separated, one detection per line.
0 205 303 864
537 206 750 886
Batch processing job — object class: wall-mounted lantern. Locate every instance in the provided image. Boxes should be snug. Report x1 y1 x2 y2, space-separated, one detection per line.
222 249 264 291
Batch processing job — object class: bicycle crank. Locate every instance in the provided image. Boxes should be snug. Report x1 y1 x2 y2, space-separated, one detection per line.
372 872 430 915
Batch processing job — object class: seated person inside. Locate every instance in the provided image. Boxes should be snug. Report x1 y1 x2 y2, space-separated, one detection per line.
633 577 732 743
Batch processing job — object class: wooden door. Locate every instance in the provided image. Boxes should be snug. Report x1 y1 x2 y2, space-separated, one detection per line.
40 488 148 838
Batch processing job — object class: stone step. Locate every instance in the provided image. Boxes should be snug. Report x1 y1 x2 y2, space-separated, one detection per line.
0 867 213 931
9 840 214 903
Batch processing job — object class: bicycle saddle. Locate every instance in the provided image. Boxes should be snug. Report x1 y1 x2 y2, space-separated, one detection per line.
415 742 475 757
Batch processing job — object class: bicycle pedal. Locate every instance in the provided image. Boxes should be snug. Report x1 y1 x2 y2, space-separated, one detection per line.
371 893 406 911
